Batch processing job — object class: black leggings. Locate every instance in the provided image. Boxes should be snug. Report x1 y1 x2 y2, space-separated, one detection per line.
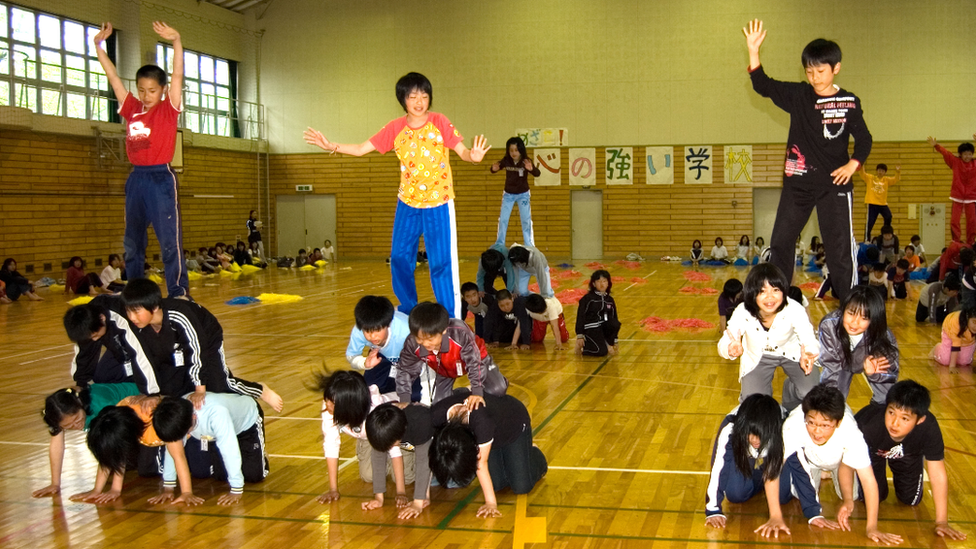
579 319 621 356
486 423 548 494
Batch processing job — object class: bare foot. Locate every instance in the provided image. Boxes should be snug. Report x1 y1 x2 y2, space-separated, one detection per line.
27 292 44 301
260 384 283 412
0 296 11 304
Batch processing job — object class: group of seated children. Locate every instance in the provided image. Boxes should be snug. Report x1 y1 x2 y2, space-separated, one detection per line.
321 295 547 519
692 236 769 266
296 240 336 267
710 261 966 542
35 278 282 506
185 240 269 273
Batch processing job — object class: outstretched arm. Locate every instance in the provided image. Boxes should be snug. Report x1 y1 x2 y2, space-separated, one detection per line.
303 128 376 156
153 22 182 110
453 135 491 164
927 460 967 540
92 23 128 102
743 19 766 71
474 442 500 518
32 431 66 497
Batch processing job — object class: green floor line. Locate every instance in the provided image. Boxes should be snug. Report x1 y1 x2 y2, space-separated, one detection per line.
548 531 930 549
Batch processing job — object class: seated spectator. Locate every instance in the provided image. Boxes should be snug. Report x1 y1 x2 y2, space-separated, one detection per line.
66 257 107 296
295 249 310 268
232 241 251 268
99 254 126 292
185 250 201 273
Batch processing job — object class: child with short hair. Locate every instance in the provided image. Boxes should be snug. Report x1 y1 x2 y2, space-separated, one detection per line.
860 163 900 242
121 279 283 411
704 394 788 537
744 20 872 302
345 295 423 401
365 403 433 519
429 389 547 519
525 293 571 350
752 236 767 264
323 239 336 262
477 245 517 296
910 235 926 265
868 263 888 301
717 278 743 332
710 237 730 264
854 380 967 540
490 136 540 246
460 282 493 338
818 286 899 405
396 302 509 406
308 248 323 265
780 385 902 544
304 72 490 318
933 306 976 368
93 22 189 298
872 225 900 264
100 254 126 292
736 235 751 263
886 259 910 300
690 239 704 266
295 248 309 268
508 244 554 298
928 135 976 243
718 263 819 410
917 273 960 324
575 270 620 357
902 245 920 271
152 393 268 506
483 290 531 350
315 370 412 504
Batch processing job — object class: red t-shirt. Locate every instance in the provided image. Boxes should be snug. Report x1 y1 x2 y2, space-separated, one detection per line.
118 93 181 166
369 112 463 208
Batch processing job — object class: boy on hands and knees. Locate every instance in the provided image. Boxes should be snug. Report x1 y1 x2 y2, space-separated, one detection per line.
304 73 490 318
524 294 570 350
483 289 532 351
152 393 269 506
743 20 872 301
364 403 434 519
93 22 190 298
397 302 509 406
346 295 424 402
460 282 494 339
855 380 967 540
780 385 902 545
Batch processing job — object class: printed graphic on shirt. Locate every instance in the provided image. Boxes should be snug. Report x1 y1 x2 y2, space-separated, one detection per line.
128 120 152 152
816 95 856 140
394 122 458 208
878 443 904 460
785 145 807 177
871 179 886 195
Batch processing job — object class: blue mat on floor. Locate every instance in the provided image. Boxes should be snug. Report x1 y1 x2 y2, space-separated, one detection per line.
909 270 929 281
226 296 260 305
733 258 749 266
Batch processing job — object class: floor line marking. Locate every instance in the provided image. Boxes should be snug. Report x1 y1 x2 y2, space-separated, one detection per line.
548 466 708 475
20 352 74 366
0 344 74 361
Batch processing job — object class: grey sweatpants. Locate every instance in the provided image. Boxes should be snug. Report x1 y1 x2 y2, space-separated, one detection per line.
740 354 818 411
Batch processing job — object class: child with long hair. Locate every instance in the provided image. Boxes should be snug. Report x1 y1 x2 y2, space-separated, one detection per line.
933 305 976 368
752 236 767 265
65 257 107 296
705 394 789 537
718 263 819 410
315 370 412 505
736 235 752 263
818 286 899 404
575 270 620 356
0 258 42 301
690 239 704 266
490 136 540 246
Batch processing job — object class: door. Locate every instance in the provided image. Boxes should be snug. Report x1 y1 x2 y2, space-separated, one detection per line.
304 194 337 257
920 203 946 260
753 188 820 252
276 195 306 257
571 190 603 260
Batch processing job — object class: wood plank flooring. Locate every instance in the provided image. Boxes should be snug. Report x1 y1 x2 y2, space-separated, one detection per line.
1 260 973 548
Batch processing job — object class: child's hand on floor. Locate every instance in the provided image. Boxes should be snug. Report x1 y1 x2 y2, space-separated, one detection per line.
172 492 204 506
217 492 242 506
519 344 531 351
476 502 502 518
361 495 383 510
32 484 61 498
705 515 726 528
487 342 499 348
395 493 410 508
575 339 584 355
398 499 430 520
317 490 341 504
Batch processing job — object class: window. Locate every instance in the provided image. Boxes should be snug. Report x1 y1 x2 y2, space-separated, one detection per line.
157 44 237 137
0 2 115 121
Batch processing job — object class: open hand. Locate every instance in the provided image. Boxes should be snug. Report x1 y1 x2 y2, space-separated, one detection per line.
172 492 204 506
522 158 533 170
927 136 938 148
831 161 859 185
188 391 206 410
317 490 340 503
32 484 61 498
863 355 890 376
398 499 430 520
742 19 767 53
90 490 121 504
93 23 113 47
362 497 384 511
755 517 791 538
363 347 382 370
836 500 854 531
395 493 410 508
519 344 531 351
148 490 175 505
464 395 486 410
152 21 180 42
476 503 502 518
866 527 903 545
69 490 99 502
705 515 726 529
469 135 491 163
304 127 335 152
934 522 967 540
217 492 242 506
810 517 842 530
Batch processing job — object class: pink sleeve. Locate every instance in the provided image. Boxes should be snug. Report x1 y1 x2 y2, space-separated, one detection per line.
118 93 139 121
430 113 463 149
369 118 403 154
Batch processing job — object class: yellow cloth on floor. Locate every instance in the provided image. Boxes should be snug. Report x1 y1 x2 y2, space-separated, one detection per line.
228 262 243 273
256 293 303 304
49 284 65 292
314 260 327 267
299 265 317 271
220 269 234 277
148 273 164 284
187 271 203 280
241 264 262 274
67 296 94 306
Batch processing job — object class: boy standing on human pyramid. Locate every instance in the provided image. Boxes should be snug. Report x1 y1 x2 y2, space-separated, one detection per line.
93 22 190 298
744 20 872 302
304 73 490 318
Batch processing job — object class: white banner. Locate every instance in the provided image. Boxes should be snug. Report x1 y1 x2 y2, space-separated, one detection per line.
568 148 596 186
645 146 674 185
605 147 633 185
724 145 753 184
533 148 561 186
683 145 713 184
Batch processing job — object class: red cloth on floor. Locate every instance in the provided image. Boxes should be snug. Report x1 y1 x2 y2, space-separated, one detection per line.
683 271 712 282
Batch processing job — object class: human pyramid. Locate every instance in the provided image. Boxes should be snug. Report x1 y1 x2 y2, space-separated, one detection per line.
27 17 972 545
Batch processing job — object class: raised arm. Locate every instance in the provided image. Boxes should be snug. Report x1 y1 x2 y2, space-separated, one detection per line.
92 23 128 102
743 19 766 71
303 128 376 156
153 22 182 110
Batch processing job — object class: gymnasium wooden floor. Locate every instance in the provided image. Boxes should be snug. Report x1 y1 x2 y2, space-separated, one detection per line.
1 259 974 549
